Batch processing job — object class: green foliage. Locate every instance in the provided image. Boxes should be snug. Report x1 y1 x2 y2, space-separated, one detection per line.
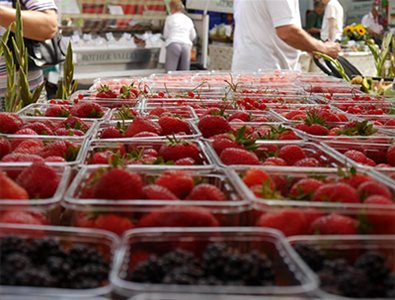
56 43 77 99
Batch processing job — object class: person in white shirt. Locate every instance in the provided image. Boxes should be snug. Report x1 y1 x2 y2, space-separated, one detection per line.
163 0 196 72
321 0 344 42
362 4 384 36
232 0 340 72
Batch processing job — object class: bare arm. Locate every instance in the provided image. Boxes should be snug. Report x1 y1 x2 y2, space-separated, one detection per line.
0 6 57 41
276 24 340 58
327 18 337 41
307 27 321 34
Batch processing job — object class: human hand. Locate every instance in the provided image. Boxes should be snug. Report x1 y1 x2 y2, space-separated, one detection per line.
323 41 341 59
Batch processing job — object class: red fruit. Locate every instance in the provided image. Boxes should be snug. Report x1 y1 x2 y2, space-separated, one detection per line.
198 115 231 138
220 148 260 165
289 178 323 200
341 173 373 189
39 141 79 161
1 153 44 163
89 151 113 164
243 169 275 189
293 157 320 167
61 116 89 132
229 112 250 122
133 131 160 138
310 214 358 235
159 141 201 163
55 128 85 136
96 85 117 99
101 127 123 139
44 105 71 117
137 205 219 228
149 107 169 117
124 117 162 137
312 182 360 203
142 184 179 200
0 211 45 225
279 145 306 165
0 138 11 159
278 130 299 140
175 157 196 165
45 156 66 163
0 113 23 133
73 102 104 118
14 128 38 135
344 150 367 164
358 181 392 200
14 139 44 154
0 172 29 199
387 145 395 166
93 168 144 200
256 209 307 237
294 123 310 132
155 170 194 199
364 196 395 234
93 214 134 235
23 122 54 135
16 163 59 198
365 158 376 166
305 124 329 136
158 116 191 135
186 184 226 201
262 157 287 166
212 137 240 155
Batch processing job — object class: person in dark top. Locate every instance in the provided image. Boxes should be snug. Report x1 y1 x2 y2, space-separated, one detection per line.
306 0 325 39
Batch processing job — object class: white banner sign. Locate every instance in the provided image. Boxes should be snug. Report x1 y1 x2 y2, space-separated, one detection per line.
186 0 234 13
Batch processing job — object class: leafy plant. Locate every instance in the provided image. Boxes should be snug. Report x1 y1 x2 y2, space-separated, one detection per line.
366 31 394 78
313 51 350 82
56 42 78 99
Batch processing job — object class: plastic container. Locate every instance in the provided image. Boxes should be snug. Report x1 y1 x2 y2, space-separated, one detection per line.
143 99 234 110
302 83 358 94
287 235 395 299
193 108 282 122
331 101 395 116
129 293 306 300
89 77 146 93
139 106 198 121
110 227 318 297
80 139 215 169
232 94 318 105
0 223 119 297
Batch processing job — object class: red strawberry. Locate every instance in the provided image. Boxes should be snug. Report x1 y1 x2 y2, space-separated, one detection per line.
0 138 11 159
289 178 323 200
256 209 307 237
0 211 46 225
124 117 162 137
243 169 275 190
278 130 299 140
387 145 395 166
155 170 194 199
310 214 358 235
149 107 169 117
101 127 123 139
93 214 134 235
45 156 66 163
212 137 240 155
220 148 260 165
262 157 287 166
341 173 373 188
96 85 117 99
0 172 29 199
186 184 226 201
0 113 23 133
16 163 59 198
175 157 196 165
279 145 306 165
293 157 320 167
357 181 392 200
14 139 44 154
44 105 71 117
133 131 160 138
39 141 79 161
229 111 250 122
55 128 85 136
73 103 104 118
198 115 231 138
93 168 144 200
312 182 360 203
14 128 38 135
364 196 395 234
305 124 329 136
158 140 200 163
137 205 219 228
158 116 191 135
344 150 367 164
1 153 44 163
89 151 113 164
23 122 54 135
61 116 89 132
142 184 179 200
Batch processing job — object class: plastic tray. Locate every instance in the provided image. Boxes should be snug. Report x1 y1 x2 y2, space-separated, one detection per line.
110 227 318 297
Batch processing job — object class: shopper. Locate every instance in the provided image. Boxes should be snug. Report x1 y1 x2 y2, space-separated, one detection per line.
306 1 325 40
321 0 344 42
164 0 196 72
362 4 384 36
232 0 340 72
0 0 58 111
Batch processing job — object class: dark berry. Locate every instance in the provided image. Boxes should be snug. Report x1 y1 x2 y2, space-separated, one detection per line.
128 255 165 283
68 244 106 267
161 249 198 271
162 265 204 285
354 251 390 282
337 268 370 298
28 238 65 264
202 243 230 279
0 235 29 256
14 268 54 287
242 251 274 286
293 244 324 272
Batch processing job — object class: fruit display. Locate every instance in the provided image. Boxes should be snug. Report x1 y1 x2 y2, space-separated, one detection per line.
109 106 197 121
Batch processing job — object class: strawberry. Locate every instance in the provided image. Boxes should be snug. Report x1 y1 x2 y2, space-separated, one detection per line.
256 209 307 236
0 138 11 159
124 117 162 137
23 122 54 135
155 170 194 199
278 130 299 140
186 184 226 201
310 213 358 235
0 113 23 133
312 182 360 203
175 158 196 165
44 105 71 117
364 196 395 234
101 126 123 139
0 211 46 225
0 172 29 199
243 169 275 190
45 156 66 163
387 145 395 166
61 116 89 132
73 103 104 118
229 111 250 122
365 158 376 166
305 124 329 136
293 157 320 167
137 205 219 228
212 136 241 155
149 107 169 117
344 150 367 164
96 84 117 99
1 153 44 163
158 116 191 135
93 168 144 200
89 151 113 164
262 157 287 166
220 148 260 165
279 145 306 165
55 128 85 136
341 173 373 188
39 141 79 161
133 131 160 138
93 214 134 235
14 139 44 154
198 115 231 138
142 184 179 200
289 178 323 200
357 181 392 200
16 163 59 198
158 140 200 163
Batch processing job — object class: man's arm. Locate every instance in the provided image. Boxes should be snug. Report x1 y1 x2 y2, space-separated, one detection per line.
276 24 340 58
0 6 57 41
328 18 337 41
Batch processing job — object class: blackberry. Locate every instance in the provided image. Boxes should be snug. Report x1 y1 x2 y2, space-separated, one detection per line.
197 276 224 286
70 263 108 282
293 244 324 272
354 251 390 282
0 253 31 285
242 251 274 286
0 235 29 257
337 268 370 298
46 256 72 285
28 238 65 264
161 249 198 271
163 265 204 285
128 255 165 283
323 258 349 274
384 274 395 298
14 267 54 287
202 243 230 279
67 244 106 267
68 278 101 289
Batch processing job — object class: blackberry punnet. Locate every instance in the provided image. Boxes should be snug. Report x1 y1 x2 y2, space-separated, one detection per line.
0 235 29 256
354 251 390 282
128 255 165 283
293 244 324 272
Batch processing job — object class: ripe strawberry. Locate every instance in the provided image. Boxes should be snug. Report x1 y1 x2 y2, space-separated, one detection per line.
357 181 392 200
39 141 79 161
278 130 299 140
344 150 367 164
229 111 250 122
279 145 306 165
0 113 23 133
142 184 179 200
137 205 219 228
93 214 134 235
220 148 260 165
133 131 160 138
198 115 231 138
96 85 117 99
158 140 200 163
16 163 59 198
262 157 287 166
14 139 44 154
387 145 395 166
0 172 29 199
89 151 113 164
45 156 66 163
310 214 358 235
149 107 169 117
155 170 194 199
365 158 376 166
0 138 11 159
175 157 196 165
341 173 373 189
93 168 144 200
158 116 191 135
0 211 46 225
212 136 240 155
364 196 395 234
305 124 329 136
1 153 44 163
256 209 307 236
124 117 162 137
243 169 275 190
101 127 123 139
23 122 54 136
293 157 320 167
186 184 226 201
312 182 360 203
61 116 89 132
44 105 71 117
289 178 323 200
73 103 104 118
55 128 85 136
